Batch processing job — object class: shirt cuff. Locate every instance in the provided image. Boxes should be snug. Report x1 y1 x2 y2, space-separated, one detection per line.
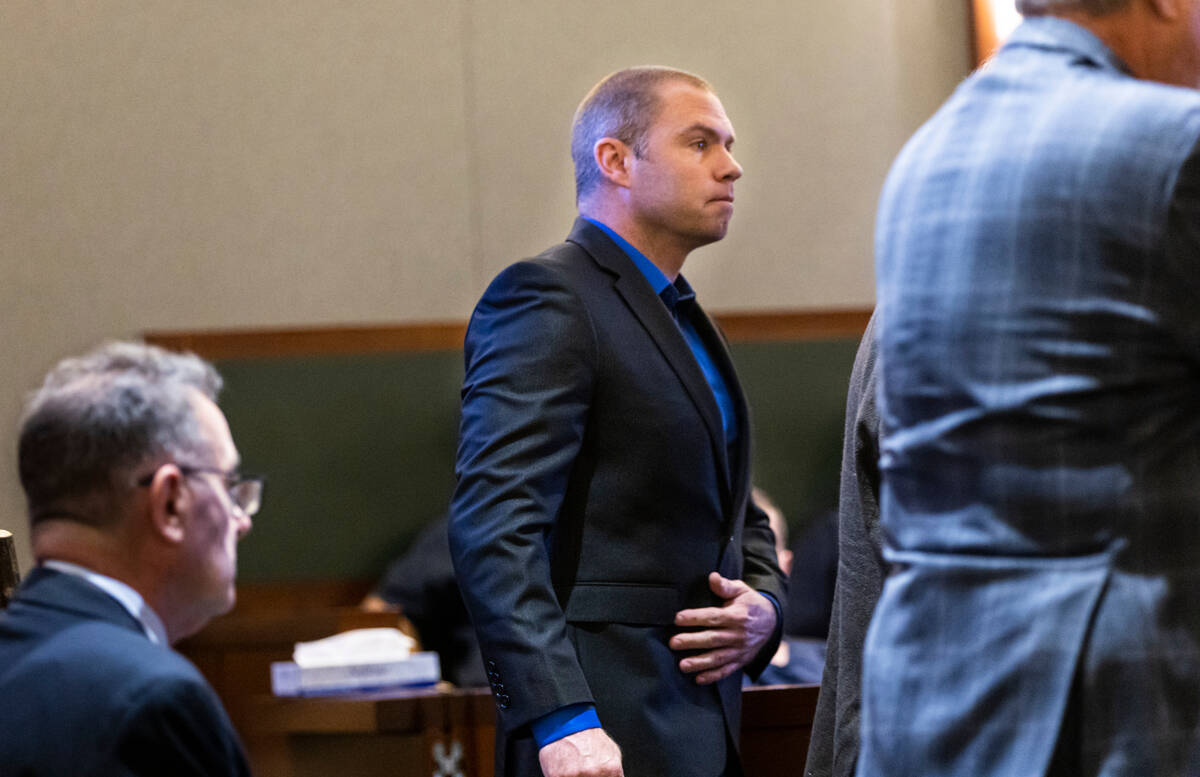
530 703 602 748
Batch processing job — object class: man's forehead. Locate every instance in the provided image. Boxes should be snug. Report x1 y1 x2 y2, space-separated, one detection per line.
654 83 734 134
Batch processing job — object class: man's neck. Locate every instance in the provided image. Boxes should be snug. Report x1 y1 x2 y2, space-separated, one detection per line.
32 520 171 632
580 204 690 280
1049 6 1197 88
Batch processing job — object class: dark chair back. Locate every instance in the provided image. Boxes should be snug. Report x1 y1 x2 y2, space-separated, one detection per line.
0 530 19 609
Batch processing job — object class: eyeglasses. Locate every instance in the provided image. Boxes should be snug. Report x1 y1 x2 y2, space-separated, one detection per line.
137 465 265 517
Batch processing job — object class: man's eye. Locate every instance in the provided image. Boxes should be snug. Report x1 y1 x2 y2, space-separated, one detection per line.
692 139 707 150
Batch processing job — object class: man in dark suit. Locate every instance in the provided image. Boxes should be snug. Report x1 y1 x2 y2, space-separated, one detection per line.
0 342 259 776
449 67 786 777
862 2 1200 775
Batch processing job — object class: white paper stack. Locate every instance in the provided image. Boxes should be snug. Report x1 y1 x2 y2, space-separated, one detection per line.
270 627 441 697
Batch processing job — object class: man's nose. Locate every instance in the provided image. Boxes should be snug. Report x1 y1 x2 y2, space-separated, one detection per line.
719 148 743 181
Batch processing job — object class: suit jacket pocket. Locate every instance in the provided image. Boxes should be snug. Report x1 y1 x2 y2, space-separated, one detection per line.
559 582 680 626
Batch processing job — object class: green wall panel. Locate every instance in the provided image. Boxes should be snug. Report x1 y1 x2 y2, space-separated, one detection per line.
732 338 860 528
217 337 861 583
217 352 464 583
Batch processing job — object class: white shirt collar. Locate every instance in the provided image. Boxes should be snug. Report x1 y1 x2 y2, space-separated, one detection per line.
41 559 169 646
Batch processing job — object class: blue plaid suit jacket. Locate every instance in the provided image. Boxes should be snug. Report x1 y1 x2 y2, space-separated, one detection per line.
863 17 1200 777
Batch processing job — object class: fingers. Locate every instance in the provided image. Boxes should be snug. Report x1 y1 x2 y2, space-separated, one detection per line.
674 574 754 627
670 574 775 687
673 606 736 628
677 646 741 675
695 660 741 686
668 628 740 651
707 571 750 600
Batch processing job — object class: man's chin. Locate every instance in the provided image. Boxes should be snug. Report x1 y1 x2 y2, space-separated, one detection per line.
220 584 237 615
205 583 238 621
696 230 729 250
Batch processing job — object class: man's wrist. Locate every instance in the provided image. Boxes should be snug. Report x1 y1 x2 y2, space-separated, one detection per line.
759 590 782 629
530 703 602 748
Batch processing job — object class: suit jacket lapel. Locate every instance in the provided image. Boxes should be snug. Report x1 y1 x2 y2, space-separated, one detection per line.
566 219 733 501
688 305 753 521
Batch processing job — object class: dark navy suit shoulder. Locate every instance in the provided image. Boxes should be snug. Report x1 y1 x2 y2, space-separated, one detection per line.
0 569 249 777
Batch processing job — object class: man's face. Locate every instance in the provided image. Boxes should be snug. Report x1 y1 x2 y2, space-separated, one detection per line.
625 82 743 253
174 392 251 633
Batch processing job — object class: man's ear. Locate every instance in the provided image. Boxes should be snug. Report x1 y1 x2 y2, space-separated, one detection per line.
593 137 634 188
146 465 189 545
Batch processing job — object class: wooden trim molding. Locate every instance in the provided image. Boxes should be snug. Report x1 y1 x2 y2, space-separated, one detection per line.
716 308 873 343
144 308 873 360
145 322 470 360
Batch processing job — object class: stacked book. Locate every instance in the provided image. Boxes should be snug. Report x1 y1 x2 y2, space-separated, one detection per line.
271 651 441 696
270 627 442 697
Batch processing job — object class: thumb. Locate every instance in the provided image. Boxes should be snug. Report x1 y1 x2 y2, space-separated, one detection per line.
708 571 748 600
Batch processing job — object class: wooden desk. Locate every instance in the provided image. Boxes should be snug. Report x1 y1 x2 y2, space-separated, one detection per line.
242 684 818 777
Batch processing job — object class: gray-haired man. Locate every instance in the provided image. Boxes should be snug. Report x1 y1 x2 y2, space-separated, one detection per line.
0 342 259 776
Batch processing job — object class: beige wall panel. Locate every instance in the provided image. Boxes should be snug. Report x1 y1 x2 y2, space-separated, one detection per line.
1 1 475 570
466 0 971 307
3 2 475 329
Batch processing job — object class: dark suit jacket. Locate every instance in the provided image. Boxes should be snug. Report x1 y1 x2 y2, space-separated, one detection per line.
804 313 880 777
449 218 785 777
863 18 1200 776
0 567 251 777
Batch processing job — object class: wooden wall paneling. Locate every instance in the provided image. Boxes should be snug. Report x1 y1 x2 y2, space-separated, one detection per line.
144 309 873 360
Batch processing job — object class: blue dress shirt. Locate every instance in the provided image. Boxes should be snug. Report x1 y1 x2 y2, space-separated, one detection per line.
585 218 739 450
